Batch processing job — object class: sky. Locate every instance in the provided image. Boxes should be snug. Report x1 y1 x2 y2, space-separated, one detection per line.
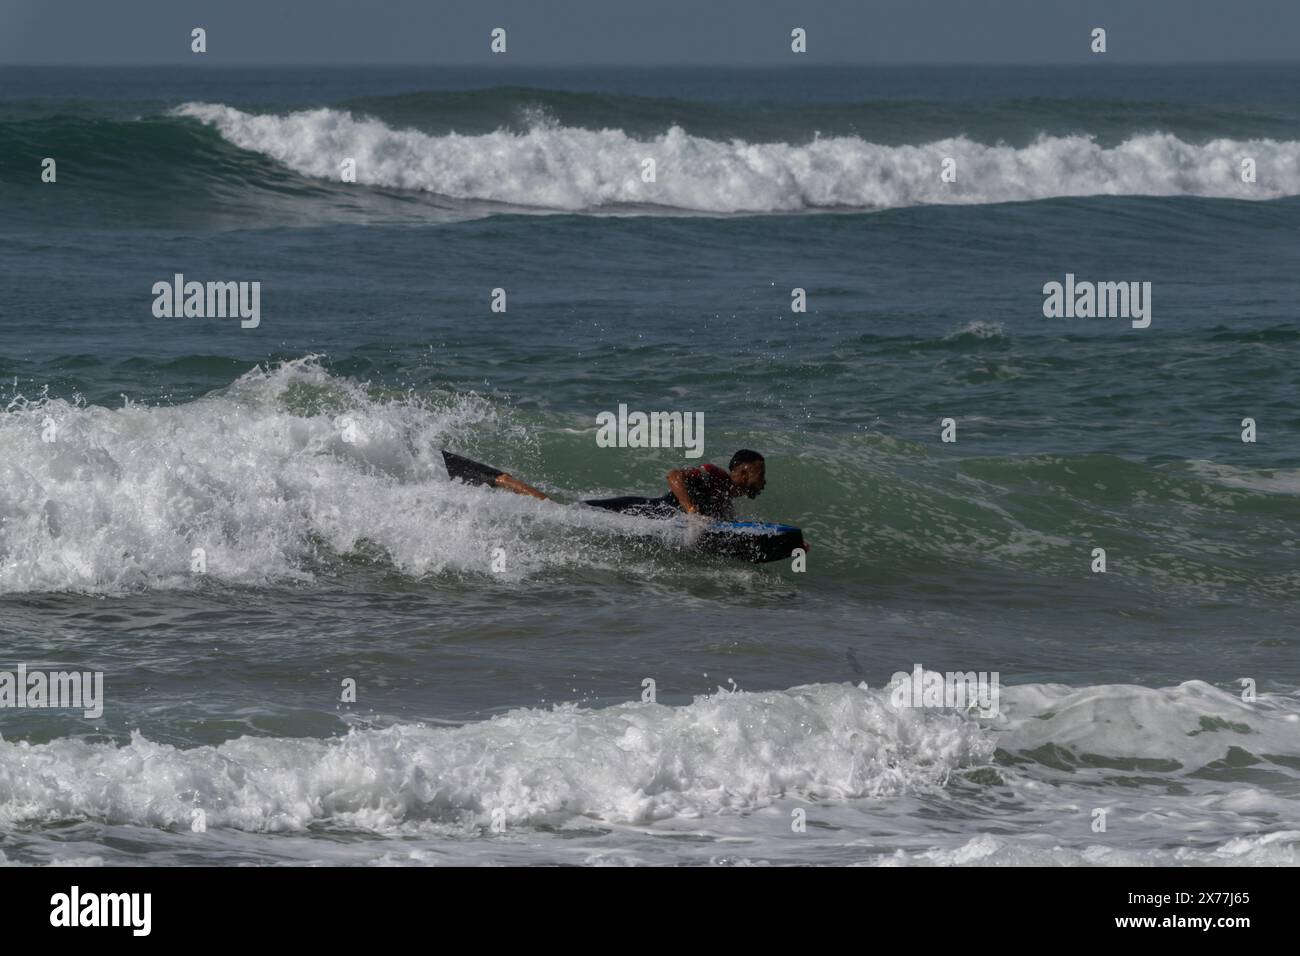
1 0 1298 66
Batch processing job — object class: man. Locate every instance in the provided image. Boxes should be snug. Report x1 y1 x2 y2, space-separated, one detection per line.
442 449 767 520
584 450 766 520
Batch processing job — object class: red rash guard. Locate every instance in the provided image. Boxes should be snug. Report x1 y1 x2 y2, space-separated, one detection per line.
680 463 734 519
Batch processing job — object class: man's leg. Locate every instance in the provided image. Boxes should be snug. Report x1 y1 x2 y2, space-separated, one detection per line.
496 473 548 500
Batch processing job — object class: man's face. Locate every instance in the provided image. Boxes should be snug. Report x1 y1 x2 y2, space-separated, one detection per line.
731 460 766 498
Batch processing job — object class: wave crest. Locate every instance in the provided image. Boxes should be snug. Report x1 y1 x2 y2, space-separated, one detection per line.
0 683 992 832
176 102 1300 213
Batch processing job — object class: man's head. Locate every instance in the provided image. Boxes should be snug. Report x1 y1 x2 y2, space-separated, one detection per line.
728 449 766 498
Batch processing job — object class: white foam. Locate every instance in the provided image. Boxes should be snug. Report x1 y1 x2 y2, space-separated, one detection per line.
0 356 666 594
4 679 1296 864
176 102 1300 213
945 320 1008 342
0 683 992 832
873 830 1300 867
993 679 1300 769
1186 459 1300 496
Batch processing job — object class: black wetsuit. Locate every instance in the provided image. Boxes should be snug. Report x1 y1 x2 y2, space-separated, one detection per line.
583 492 681 518
584 463 735 520
442 450 735 521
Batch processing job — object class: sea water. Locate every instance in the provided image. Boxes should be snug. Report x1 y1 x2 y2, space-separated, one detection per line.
0 65 1297 865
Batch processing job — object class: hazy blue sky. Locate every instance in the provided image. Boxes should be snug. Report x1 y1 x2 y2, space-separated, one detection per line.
2 0 1298 66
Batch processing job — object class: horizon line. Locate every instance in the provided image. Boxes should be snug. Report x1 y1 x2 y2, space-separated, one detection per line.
4 58 1300 69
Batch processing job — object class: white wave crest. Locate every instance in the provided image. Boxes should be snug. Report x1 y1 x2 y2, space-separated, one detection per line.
176 102 1300 213
0 683 991 832
0 357 646 594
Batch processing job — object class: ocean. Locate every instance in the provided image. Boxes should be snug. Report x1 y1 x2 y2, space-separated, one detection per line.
0 64 1297 866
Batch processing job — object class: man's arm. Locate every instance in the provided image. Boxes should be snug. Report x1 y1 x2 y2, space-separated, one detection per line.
665 468 698 513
